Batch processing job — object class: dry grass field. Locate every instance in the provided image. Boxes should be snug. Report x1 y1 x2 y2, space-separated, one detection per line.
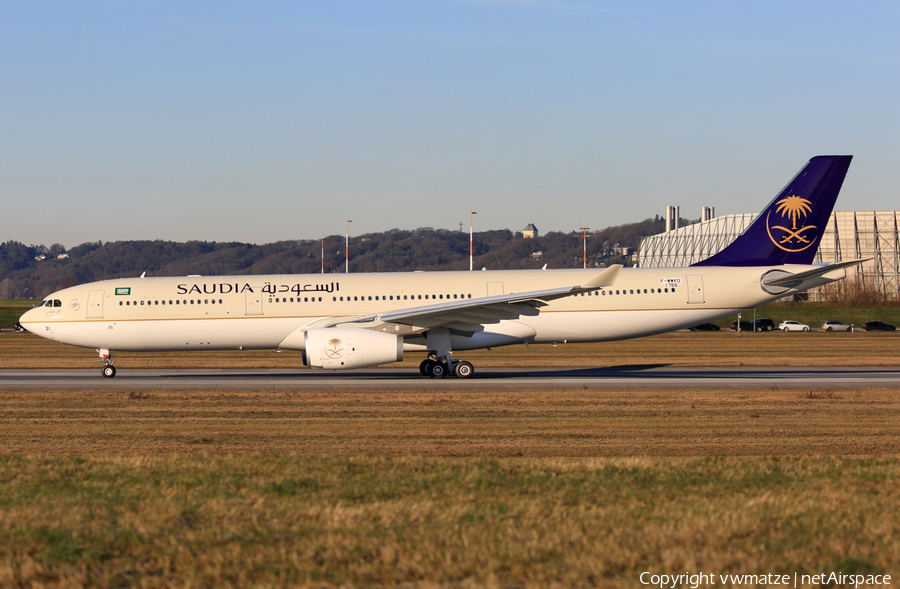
2 332 900 587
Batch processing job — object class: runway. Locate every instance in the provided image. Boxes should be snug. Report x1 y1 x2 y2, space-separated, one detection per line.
2 365 900 390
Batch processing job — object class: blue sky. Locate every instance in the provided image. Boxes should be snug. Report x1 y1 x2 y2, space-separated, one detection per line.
2 1 898 247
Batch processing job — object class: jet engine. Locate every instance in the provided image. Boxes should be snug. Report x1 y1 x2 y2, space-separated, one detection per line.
303 328 403 370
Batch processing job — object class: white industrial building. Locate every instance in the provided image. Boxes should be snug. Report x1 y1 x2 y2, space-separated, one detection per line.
638 210 900 300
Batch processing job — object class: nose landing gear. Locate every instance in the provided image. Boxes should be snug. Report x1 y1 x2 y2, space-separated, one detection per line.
98 348 116 378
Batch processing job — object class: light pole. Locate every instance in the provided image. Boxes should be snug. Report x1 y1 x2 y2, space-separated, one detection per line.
345 220 352 273
321 238 324 274
580 227 589 269
470 211 477 271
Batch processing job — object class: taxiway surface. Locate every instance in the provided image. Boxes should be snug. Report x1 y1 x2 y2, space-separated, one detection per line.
2 366 899 390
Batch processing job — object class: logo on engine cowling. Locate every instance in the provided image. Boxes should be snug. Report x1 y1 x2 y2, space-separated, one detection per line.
766 195 817 253
325 338 344 359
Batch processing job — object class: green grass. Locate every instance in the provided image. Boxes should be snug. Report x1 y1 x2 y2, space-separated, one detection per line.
1 455 897 587
714 303 900 330
0 299 37 329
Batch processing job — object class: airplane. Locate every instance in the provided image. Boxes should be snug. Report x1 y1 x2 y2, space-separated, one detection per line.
20 155 861 379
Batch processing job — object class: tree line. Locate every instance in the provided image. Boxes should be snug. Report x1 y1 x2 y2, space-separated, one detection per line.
1 217 671 299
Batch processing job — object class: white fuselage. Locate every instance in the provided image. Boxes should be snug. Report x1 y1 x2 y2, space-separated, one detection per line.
19 264 829 354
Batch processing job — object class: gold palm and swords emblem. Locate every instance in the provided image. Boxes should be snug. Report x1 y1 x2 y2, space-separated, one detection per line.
325 338 344 359
766 195 817 252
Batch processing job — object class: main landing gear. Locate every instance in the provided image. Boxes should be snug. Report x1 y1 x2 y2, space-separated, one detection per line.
419 357 475 379
419 328 475 378
98 348 116 378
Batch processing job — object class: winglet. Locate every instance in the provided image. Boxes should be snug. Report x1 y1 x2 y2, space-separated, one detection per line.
582 264 623 288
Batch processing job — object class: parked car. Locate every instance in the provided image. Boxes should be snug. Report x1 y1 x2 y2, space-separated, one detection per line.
690 323 721 331
731 318 775 332
779 320 810 332
862 321 896 332
822 320 852 332
754 318 775 331
753 318 776 331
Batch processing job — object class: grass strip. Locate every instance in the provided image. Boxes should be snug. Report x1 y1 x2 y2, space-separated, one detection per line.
0 454 897 588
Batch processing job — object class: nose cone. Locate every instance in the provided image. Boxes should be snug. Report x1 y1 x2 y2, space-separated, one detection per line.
19 306 42 331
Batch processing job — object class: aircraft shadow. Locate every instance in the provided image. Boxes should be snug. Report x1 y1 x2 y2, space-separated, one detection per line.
138 365 900 381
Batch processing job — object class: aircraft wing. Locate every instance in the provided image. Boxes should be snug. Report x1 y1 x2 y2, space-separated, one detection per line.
329 265 623 333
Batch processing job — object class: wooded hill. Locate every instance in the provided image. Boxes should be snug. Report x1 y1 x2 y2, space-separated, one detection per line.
1 217 680 299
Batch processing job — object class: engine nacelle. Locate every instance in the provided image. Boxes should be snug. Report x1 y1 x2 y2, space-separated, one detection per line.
303 328 403 370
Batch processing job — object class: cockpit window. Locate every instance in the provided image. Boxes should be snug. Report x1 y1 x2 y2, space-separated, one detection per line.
53 300 62 307
37 300 47 307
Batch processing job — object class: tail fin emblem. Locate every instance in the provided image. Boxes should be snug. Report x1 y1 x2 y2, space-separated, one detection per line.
325 338 344 359
767 195 817 253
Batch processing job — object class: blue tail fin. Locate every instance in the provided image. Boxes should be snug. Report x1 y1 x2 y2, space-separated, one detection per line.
693 155 852 267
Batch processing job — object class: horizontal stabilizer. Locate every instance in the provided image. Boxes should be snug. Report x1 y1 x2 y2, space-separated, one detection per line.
763 259 869 288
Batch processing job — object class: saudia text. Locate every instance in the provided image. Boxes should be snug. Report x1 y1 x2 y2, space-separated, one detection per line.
176 282 340 296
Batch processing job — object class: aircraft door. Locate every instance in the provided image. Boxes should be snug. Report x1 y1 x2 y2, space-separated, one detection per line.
87 290 104 318
487 282 504 297
245 291 263 315
686 275 705 304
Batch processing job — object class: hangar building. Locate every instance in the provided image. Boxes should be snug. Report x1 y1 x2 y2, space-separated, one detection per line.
638 210 900 300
